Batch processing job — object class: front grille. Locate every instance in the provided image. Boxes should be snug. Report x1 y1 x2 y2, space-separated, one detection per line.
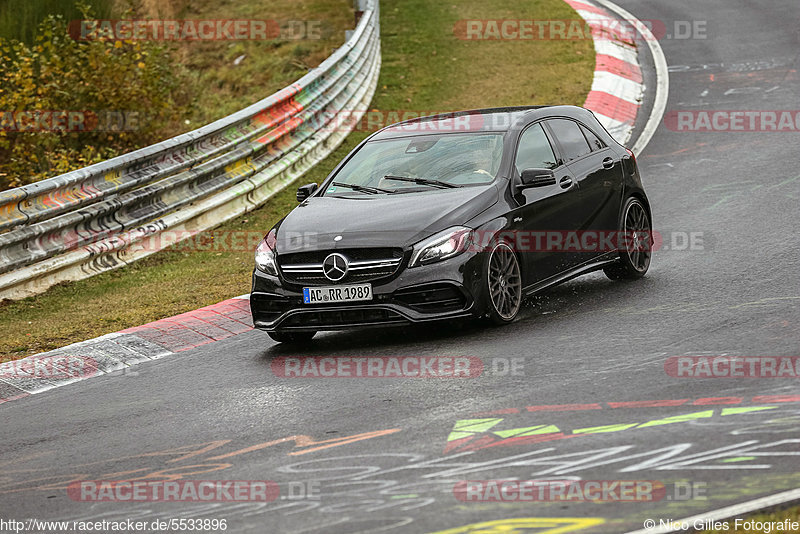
279 248 405 285
282 308 407 328
394 283 467 313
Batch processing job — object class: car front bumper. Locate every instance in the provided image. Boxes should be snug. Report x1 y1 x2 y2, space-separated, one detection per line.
250 251 485 333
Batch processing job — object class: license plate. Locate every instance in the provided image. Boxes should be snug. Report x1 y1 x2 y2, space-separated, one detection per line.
303 284 373 304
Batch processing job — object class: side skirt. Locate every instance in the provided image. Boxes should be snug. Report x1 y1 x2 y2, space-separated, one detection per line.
523 253 618 297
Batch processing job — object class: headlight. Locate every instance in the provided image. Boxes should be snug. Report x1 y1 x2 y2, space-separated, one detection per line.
409 226 473 267
255 228 278 275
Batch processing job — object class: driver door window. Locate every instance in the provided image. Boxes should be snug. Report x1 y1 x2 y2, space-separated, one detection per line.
515 123 558 175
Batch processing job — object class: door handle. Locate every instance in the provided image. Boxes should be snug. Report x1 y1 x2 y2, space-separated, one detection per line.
559 176 573 189
602 157 614 169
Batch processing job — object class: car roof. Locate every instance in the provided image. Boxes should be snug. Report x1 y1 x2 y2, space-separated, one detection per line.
369 105 592 140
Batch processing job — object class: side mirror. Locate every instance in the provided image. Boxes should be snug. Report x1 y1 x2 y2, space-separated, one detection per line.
519 168 556 189
296 183 318 202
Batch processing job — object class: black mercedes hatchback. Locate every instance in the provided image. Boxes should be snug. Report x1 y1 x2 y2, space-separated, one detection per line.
250 106 652 343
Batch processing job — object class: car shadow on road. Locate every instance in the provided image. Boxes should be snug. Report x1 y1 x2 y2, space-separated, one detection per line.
254 271 656 359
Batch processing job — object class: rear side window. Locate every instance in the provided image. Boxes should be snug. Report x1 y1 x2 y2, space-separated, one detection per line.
547 119 591 162
515 123 557 173
581 125 606 151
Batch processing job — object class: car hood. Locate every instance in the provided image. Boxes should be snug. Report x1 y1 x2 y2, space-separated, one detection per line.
276 184 498 254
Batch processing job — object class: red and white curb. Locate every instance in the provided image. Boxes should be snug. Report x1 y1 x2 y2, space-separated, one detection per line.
0 295 252 404
564 0 644 145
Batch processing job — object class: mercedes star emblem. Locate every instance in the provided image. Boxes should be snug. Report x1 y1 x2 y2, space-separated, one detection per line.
322 253 348 282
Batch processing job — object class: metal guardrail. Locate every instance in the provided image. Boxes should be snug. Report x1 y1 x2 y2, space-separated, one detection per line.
0 0 380 300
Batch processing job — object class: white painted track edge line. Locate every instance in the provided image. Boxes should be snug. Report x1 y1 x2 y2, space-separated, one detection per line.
625 487 800 533
593 0 669 156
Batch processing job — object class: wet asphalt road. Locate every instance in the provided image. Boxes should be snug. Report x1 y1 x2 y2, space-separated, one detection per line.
1 0 799 532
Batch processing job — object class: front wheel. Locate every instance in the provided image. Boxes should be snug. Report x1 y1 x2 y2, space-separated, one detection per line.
483 242 523 325
267 330 316 344
604 197 652 280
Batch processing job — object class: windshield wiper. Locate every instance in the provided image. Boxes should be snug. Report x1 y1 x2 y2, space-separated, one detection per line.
383 175 461 189
331 181 395 195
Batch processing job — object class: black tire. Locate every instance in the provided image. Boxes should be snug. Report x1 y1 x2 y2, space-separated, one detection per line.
604 197 652 280
483 242 523 325
267 330 316 344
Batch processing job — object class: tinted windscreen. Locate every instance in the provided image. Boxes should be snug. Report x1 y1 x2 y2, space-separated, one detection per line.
324 133 505 195
547 118 591 162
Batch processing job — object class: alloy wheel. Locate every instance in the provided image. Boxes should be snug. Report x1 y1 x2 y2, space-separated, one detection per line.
623 200 652 273
488 243 522 321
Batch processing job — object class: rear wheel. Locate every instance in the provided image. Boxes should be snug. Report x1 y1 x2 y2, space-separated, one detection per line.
267 330 316 344
604 197 652 280
484 242 523 325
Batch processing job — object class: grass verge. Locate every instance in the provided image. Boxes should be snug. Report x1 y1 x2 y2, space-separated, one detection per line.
167 0 356 126
0 0 594 361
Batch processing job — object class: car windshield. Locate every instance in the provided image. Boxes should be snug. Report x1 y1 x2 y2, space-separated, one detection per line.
323 133 505 195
